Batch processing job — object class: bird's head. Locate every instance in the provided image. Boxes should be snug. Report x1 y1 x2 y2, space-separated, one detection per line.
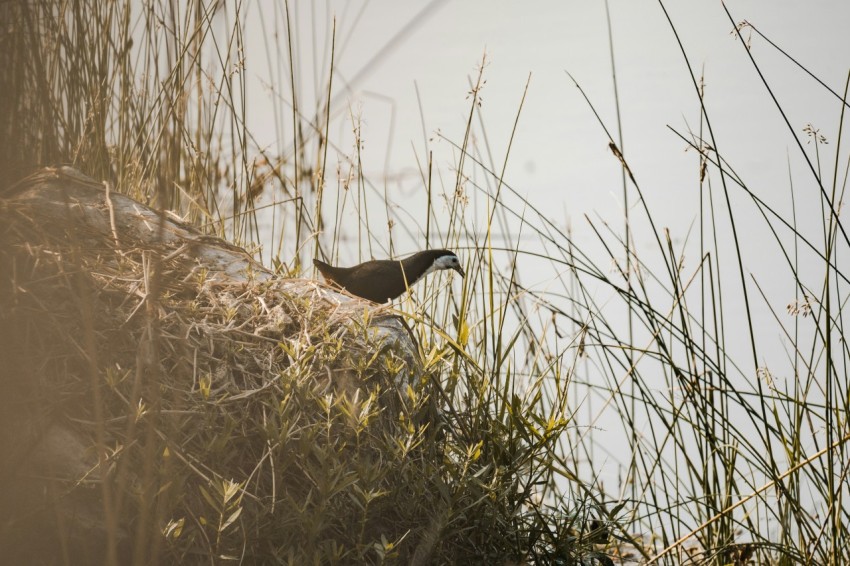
432 251 465 278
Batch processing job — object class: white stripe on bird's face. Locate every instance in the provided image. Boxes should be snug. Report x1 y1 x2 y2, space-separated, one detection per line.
426 253 464 277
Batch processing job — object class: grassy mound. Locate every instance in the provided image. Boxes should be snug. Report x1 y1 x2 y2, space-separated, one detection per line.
0 169 607 565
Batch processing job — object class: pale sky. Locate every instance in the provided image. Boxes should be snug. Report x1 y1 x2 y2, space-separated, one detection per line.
244 0 849 251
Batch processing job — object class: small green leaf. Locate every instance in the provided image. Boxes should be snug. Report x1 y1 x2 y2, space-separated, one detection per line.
221 506 242 531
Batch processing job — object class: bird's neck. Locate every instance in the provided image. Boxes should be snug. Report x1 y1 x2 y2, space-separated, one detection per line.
399 254 436 285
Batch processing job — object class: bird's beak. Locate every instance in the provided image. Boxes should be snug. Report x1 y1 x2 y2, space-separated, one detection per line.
454 265 465 278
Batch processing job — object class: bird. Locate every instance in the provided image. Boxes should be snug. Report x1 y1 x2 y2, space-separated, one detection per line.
313 249 465 303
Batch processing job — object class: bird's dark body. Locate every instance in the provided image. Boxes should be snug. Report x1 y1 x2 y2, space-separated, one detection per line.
313 249 462 303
